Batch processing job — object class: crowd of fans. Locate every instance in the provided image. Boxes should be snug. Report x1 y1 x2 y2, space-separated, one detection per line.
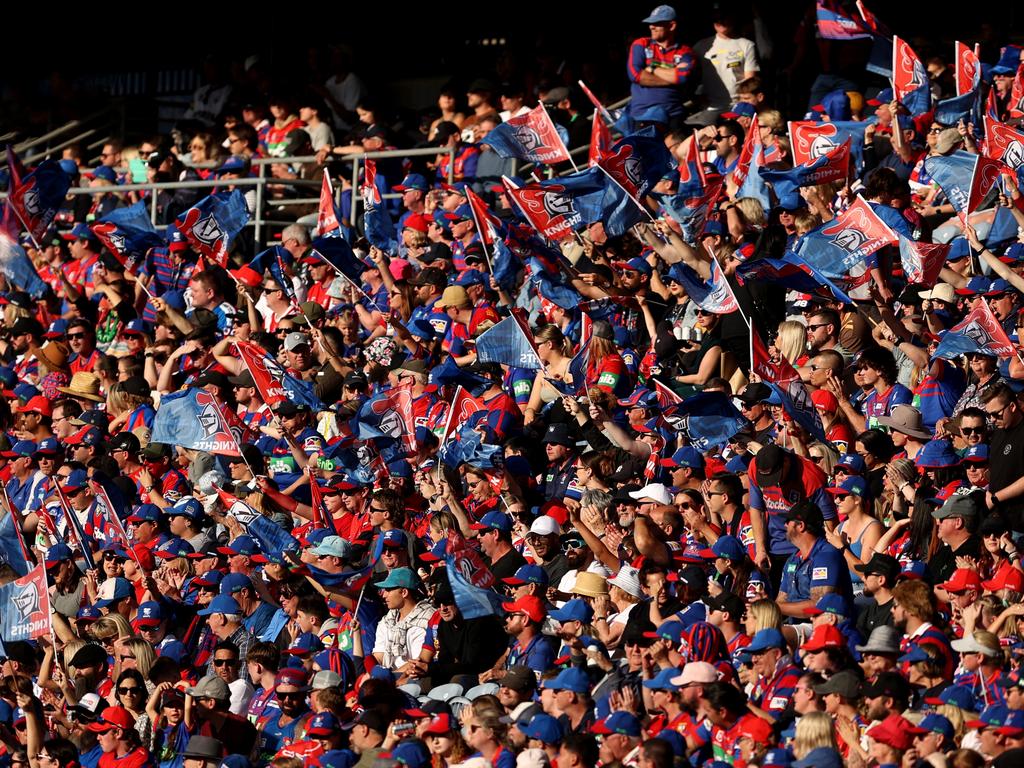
4 3 1024 768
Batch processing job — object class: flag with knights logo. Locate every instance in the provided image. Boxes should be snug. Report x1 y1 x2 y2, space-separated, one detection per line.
956 41 981 96
677 132 707 198
983 117 1024 188
924 150 1003 224
761 139 850 189
474 313 543 370
752 331 826 442
235 341 323 411
362 159 397 253
933 299 1016 360
666 260 739 315
657 176 725 244
789 121 871 176
0 565 51 644
91 201 164 275
598 134 675 202
150 388 244 456
892 36 930 116
355 385 417 456
216 488 299 557
898 236 949 287
439 385 485 444
315 173 342 237
503 170 605 241
731 114 763 190
4 148 70 243
483 104 572 164
446 531 503 619
174 190 250 268
795 196 898 281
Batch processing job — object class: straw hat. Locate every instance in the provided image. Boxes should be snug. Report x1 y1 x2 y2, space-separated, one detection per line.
56 371 105 402
571 572 609 598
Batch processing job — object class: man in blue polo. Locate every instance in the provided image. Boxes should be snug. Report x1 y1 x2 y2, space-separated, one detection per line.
777 501 852 620
627 6 698 122
393 173 429 237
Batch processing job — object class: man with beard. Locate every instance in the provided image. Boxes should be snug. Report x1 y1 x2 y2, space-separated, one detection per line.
67 644 113 700
632 562 683 634
776 501 851 619
491 595 555 681
497 665 539 723
473 511 526 582
525 515 571 587
854 553 899 638
69 693 104 768
861 671 912 725
594 712 643 768
256 668 314 760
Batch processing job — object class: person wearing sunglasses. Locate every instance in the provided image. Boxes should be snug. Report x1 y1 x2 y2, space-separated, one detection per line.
67 318 101 375
258 668 313 760
113 670 148 732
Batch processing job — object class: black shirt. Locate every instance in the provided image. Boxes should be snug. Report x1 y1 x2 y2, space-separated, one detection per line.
991 417 1024 530
489 547 528 583
930 535 982 585
855 596 894 638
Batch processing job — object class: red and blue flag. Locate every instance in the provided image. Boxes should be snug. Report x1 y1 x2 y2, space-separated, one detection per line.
174 189 250 268
815 0 871 40
933 299 1015 360
504 170 605 241
151 388 244 456
484 104 572 165
91 201 163 275
5 149 70 243
892 36 930 116
795 196 897 281
924 150 1003 224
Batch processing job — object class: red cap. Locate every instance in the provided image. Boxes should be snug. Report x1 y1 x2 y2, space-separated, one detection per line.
18 395 52 417
941 568 983 594
230 265 263 288
422 713 454 735
866 714 915 751
86 706 135 733
403 213 430 234
735 715 773 743
800 624 845 652
500 595 546 623
811 389 839 414
982 564 1024 592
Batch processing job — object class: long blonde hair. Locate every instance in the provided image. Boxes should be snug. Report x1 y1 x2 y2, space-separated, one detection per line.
793 711 838 759
120 637 157 679
533 324 572 357
747 599 783 633
775 320 808 365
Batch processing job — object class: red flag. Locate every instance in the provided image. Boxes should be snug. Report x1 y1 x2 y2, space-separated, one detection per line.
217 401 259 448
1011 64 1024 119
983 117 1024 173
653 380 683 409
306 466 337 533
440 386 484 445
503 104 572 165
362 159 382 207
464 187 501 247
892 36 929 114
588 111 612 168
577 80 615 125
385 383 418 456
3 564 52 641
235 340 293 409
898 237 949 287
956 41 981 96
89 480 141 568
855 0 887 35
752 330 800 386
731 115 762 189
316 174 341 237
502 177 576 242
446 531 495 589
677 131 707 191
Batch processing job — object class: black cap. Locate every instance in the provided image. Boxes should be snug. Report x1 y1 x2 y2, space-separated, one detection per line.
542 423 575 447
854 553 900 582
70 643 108 668
737 383 772 405
108 432 141 454
195 370 231 390
705 592 745 622
409 267 447 289
861 671 911 702
418 243 453 264
755 444 787 486
9 317 43 337
343 371 369 390
277 403 311 418
121 376 151 398
354 710 390 734
228 370 256 388
785 500 824 533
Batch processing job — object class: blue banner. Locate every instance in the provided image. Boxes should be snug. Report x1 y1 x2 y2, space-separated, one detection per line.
429 357 492 398
735 252 853 305
475 315 542 370
91 201 164 274
308 236 367 287
0 234 48 298
446 558 505 619
0 509 29 577
151 389 241 455
666 392 748 451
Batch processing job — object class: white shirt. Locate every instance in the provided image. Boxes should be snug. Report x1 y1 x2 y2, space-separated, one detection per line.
693 34 759 110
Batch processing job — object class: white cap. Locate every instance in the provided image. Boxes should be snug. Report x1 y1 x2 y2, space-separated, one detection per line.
608 565 643 598
528 516 561 537
951 635 1000 657
670 661 721 687
919 283 955 303
629 483 672 505
284 331 310 352
312 670 344 690
516 750 550 768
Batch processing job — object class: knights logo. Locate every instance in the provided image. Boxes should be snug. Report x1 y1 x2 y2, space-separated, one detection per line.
107 233 127 254
228 501 259 527
962 321 995 349
191 214 225 246
622 156 644 190
12 583 40 621
20 186 41 216
809 136 839 160
197 403 221 437
1004 140 1024 169
831 227 869 254
513 125 545 153
369 400 403 439
543 191 575 219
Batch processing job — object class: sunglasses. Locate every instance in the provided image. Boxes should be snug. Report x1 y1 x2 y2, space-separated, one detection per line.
277 691 306 700
118 686 142 695
213 658 238 667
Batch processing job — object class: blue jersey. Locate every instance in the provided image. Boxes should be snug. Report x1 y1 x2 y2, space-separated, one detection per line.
780 538 853 605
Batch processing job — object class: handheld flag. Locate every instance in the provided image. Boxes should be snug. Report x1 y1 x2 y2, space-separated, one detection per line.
503 170 606 241
308 236 368 288
751 331 826 442
898 236 949 287
216 488 300 557
892 36 930 116
53 484 95 572
589 111 612 167
924 150 1003 223
438 385 485 443
174 190 250 268
0 565 51 643
235 340 324 411
761 139 850 189
657 176 725 244
355 386 417 456
598 134 675 201
735 252 853 305
932 299 1015 360
315 173 342 238
667 392 747 451
677 132 707 198
815 0 871 40
483 104 572 165
731 114 762 189
430 358 492 399
789 121 871 175
89 474 141 567
666 260 739 315
795 196 898 281
5 150 70 243
933 88 981 129
91 201 163 275
474 314 542 369
0 232 49 299
362 159 397 253
956 41 981 96
983 117 1024 187
0 499 30 578
150 389 244 456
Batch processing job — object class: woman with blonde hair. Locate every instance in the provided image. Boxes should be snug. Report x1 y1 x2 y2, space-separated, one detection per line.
106 380 156 433
462 701 514 768
113 637 157 684
523 325 574 426
792 711 838 760
726 197 766 243
744 599 783 635
771 320 808 367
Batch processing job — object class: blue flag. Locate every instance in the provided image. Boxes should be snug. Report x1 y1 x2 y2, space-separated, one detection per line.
667 261 739 315
220 490 300 557
363 195 397 254
446 559 505 620
248 245 291 275
6 152 70 242
666 392 747 451
491 236 523 293
765 382 827 443
735 252 853 305
429 356 492 397
934 88 982 130
175 190 250 267
0 508 29 578
308 236 367 287
0 233 48 298
986 206 1019 248
506 168 607 240
475 315 542 370
0 566 48 643
91 201 164 275
924 150 1002 221
737 147 772 210
151 389 243 455
657 178 725 244
440 426 502 469
527 256 582 310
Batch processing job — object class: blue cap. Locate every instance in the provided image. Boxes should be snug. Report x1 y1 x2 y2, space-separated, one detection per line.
869 87 894 105
393 174 429 192
962 444 990 463
454 270 486 287
197 594 242 616
220 573 254 595
122 319 148 336
60 469 90 493
45 541 74 568
792 748 842 768
614 256 653 276
444 204 473 222
306 711 341 736
642 4 676 23
711 535 746 561
155 538 196 559
746 628 786 653
3 440 36 458
12 383 38 403
520 714 562 744
724 102 757 119
318 751 357 768
618 387 657 407
192 570 224 589
999 709 1024 732
908 713 954 740
471 511 514 533
377 567 418 590
664 446 704 469
827 476 870 498
703 219 725 236
217 535 259 556
762 749 793 768
643 620 686 645
986 278 1015 295
974 704 1010 728
807 594 848 617
59 159 80 177
595 711 643 737
215 155 250 176
641 667 682 691
993 46 1022 75
724 453 753 473
66 223 94 240
92 166 117 183
547 667 590 693
128 503 161 523
136 601 165 625
386 459 413 478
33 437 59 456
381 530 408 548
915 439 960 469
926 685 975 711
550 598 594 625
898 644 931 664
165 496 203 519
503 564 548 586
77 604 101 622
95 577 133 609
391 741 430 768
835 454 866 474
286 632 325 656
